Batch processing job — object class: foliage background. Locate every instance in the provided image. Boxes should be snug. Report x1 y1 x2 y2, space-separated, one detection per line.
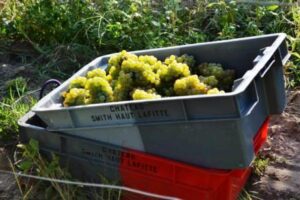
0 1 299 199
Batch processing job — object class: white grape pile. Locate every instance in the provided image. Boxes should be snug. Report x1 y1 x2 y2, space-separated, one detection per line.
62 50 235 107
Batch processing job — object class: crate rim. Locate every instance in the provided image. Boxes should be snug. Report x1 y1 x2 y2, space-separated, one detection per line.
31 33 288 113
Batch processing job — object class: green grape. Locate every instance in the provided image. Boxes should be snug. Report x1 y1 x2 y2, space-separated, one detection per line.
113 71 134 101
207 88 225 95
121 58 160 86
168 62 191 78
62 88 88 107
69 76 87 89
156 63 168 80
174 75 207 96
62 52 235 107
176 54 196 68
86 68 106 79
164 55 177 65
165 54 195 69
107 65 120 80
108 50 138 68
158 61 190 82
161 86 174 97
151 60 164 73
197 63 235 91
218 69 235 91
138 55 157 65
197 63 224 78
155 82 174 97
157 56 191 96
199 75 219 88
85 77 113 103
106 74 113 83
107 50 138 79
132 88 161 100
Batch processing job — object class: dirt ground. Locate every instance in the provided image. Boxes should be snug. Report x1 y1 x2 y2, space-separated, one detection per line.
0 54 300 199
0 147 21 200
0 51 34 200
248 89 300 200
0 43 43 98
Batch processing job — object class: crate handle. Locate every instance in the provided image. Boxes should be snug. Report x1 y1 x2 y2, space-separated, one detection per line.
235 79 260 117
245 80 259 116
253 46 277 78
235 34 287 95
259 58 275 78
39 79 61 100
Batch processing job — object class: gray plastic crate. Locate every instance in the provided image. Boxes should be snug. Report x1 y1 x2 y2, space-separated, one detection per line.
19 112 253 200
18 112 121 181
32 33 289 130
19 111 268 169
29 33 289 169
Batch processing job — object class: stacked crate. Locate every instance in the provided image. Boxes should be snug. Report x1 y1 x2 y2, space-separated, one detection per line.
19 113 268 200
19 33 289 199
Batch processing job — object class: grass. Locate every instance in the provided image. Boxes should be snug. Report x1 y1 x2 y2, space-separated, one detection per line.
238 189 254 200
0 77 37 141
284 5 300 88
13 139 123 200
237 154 272 200
0 0 299 81
0 0 299 199
252 156 270 176
238 188 265 200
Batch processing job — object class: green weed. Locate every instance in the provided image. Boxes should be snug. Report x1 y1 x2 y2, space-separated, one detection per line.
1 0 298 82
238 188 264 200
285 5 300 88
15 140 82 200
14 139 122 200
252 156 270 176
285 61 300 88
5 77 28 98
0 77 36 141
0 0 96 46
0 1 299 198
238 189 253 200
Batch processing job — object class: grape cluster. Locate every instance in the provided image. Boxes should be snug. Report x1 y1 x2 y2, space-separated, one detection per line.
108 51 160 101
62 68 112 107
176 54 196 68
69 76 87 89
156 55 191 96
197 63 235 91
159 55 191 82
85 77 113 103
113 71 134 101
62 51 235 107
199 76 218 88
107 50 138 80
174 75 207 95
207 88 225 95
62 88 88 107
132 88 161 100
87 68 106 79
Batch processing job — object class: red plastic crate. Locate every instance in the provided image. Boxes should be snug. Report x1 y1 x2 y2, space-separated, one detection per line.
118 118 269 200
120 154 250 200
253 117 269 154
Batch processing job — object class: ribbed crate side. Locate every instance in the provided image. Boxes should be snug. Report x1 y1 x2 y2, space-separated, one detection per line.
62 126 145 151
139 120 246 168
32 34 289 130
